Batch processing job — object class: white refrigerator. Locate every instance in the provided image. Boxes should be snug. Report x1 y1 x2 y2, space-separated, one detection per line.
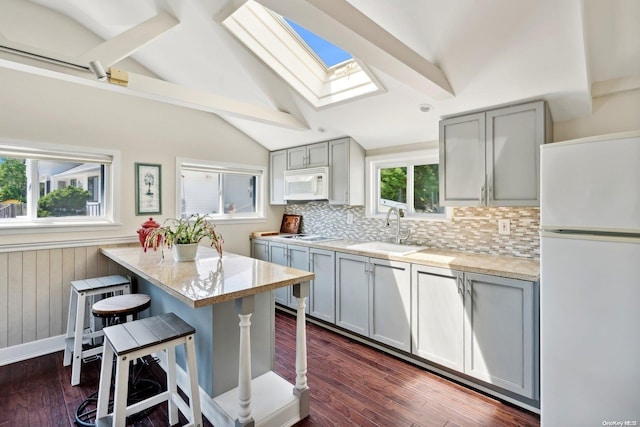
540 131 640 426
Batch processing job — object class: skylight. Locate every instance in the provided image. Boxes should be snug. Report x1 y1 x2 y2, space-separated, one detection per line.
282 18 352 69
222 1 383 109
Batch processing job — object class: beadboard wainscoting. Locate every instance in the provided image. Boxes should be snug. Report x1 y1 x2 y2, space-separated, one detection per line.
284 204 540 259
0 241 136 363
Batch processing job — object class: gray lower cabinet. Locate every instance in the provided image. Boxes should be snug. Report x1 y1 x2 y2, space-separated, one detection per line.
251 238 270 261
268 241 310 312
411 265 464 372
464 272 537 399
411 264 538 399
336 252 411 352
308 248 335 323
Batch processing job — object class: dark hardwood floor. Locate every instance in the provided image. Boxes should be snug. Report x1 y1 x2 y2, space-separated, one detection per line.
0 311 540 426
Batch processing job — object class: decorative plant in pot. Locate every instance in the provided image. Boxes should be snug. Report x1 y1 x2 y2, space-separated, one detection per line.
143 214 224 261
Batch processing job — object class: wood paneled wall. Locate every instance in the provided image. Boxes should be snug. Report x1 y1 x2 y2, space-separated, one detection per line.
0 244 132 349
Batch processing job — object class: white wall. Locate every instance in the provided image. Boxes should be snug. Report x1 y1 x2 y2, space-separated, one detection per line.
553 89 640 141
0 66 284 255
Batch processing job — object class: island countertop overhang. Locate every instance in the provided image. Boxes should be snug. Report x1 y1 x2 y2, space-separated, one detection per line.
100 246 314 308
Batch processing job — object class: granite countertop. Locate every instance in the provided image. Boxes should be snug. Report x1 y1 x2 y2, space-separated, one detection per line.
260 236 540 281
100 246 314 308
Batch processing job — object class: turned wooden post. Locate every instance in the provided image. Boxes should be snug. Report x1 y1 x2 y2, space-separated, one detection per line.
292 281 310 417
235 295 255 427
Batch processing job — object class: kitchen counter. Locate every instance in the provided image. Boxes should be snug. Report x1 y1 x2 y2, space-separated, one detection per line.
101 246 314 308
259 236 540 281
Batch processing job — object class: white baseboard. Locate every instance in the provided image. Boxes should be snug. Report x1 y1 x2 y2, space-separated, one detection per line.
0 334 65 366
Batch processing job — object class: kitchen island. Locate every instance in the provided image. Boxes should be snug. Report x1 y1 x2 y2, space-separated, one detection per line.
100 246 314 427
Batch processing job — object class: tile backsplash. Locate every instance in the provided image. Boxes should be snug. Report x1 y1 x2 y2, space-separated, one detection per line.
284 203 540 259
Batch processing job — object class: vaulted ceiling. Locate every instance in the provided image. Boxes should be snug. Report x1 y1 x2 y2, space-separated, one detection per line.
1 0 638 151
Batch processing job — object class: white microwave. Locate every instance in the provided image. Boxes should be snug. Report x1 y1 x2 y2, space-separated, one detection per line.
283 167 329 201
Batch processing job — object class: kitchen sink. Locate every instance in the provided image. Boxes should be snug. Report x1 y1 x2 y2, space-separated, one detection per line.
347 241 426 256
279 234 336 242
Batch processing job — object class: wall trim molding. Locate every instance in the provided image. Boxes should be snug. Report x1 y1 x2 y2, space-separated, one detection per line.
0 236 137 253
0 334 65 366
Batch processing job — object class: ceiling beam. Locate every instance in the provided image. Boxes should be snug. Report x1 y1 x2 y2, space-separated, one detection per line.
256 0 455 100
0 57 308 130
77 11 179 67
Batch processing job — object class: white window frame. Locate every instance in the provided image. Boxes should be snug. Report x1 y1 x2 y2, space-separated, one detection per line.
0 138 121 233
222 0 384 109
365 148 451 221
176 157 266 223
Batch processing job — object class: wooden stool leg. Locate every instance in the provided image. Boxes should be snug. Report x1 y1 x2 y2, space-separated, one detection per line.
71 292 87 386
112 354 131 427
63 289 78 366
166 347 179 425
185 334 202 427
96 340 114 420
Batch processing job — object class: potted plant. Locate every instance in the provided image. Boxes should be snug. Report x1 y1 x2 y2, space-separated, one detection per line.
143 214 224 261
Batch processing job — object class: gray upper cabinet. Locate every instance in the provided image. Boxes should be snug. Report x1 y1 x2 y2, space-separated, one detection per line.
439 112 486 205
328 137 365 206
269 149 287 205
464 272 537 399
287 142 328 170
440 100 551 207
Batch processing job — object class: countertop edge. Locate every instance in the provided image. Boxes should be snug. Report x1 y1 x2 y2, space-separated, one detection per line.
254 237 540 282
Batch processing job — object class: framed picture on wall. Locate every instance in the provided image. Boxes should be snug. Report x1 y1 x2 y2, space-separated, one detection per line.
135 163 162 215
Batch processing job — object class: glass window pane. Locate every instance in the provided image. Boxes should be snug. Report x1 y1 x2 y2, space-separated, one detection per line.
414 164 444 214
379 166 407 210
0 157 28 219
181 169 220 218
37 160 105 217
223 174 257 214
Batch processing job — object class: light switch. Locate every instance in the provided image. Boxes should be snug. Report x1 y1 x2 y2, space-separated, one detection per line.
498 219 511 235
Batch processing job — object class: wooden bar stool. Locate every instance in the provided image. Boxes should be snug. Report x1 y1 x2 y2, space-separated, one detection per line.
74 293 154 426
95 313 202 427
64 275 131 386
91 293 151 324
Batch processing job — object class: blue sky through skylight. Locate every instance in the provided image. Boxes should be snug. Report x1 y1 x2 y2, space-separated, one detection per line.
284 18 352 68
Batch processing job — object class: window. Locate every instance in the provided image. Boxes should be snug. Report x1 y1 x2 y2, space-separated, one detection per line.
367 149 446 219
222 1 383 108
178 158 265 222
0 139 118 229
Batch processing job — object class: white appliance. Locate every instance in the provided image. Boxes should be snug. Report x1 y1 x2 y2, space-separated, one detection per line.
540 131 640 426
283 166 329 201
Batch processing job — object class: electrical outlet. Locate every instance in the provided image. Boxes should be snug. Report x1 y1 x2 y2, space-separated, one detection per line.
498 219 511 235
347 213 354 225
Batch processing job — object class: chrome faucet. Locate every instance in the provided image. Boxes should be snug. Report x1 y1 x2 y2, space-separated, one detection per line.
385 207 411 244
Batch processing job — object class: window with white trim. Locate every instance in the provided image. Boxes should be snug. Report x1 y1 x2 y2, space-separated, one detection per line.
366 149 447 219
178 158 265 221
0 140 118 227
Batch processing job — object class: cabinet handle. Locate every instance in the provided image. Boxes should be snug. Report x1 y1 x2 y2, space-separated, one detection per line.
488 184 493 201
465 278 472 295
480 184 485 202
457 276 463 294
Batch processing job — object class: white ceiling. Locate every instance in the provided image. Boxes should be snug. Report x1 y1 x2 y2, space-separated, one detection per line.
1 0 639 151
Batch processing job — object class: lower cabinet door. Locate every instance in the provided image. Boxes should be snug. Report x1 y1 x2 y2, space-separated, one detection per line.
287 245 310 312
309 248 335 323
369 258 411 352
269 242 289 305
464 272 537 399
411 264 464 371
335 252 369 336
